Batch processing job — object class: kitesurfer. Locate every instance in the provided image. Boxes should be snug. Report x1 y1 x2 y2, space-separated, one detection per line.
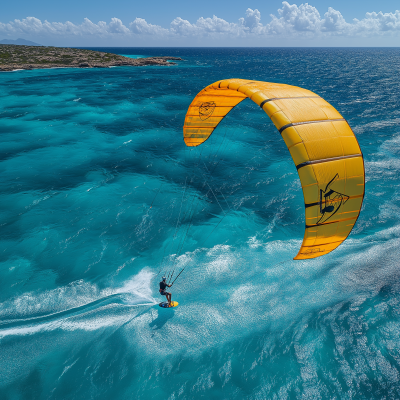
159 276 172 306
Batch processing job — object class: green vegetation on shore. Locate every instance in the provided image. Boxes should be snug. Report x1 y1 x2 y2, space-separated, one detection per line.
0 45 181 71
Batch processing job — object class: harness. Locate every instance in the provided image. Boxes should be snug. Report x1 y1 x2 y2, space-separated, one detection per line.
159 282 167 295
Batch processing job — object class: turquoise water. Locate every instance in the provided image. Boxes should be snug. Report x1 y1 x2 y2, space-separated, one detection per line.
1 48 400 399
119 54 147 58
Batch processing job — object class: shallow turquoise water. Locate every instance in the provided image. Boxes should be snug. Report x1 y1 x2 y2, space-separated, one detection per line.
119 54 147 58
1 48 400 399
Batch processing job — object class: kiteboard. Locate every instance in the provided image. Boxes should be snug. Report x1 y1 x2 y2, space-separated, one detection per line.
159 301 179 308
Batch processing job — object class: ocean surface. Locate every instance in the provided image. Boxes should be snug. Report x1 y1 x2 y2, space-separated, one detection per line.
1 47 400 399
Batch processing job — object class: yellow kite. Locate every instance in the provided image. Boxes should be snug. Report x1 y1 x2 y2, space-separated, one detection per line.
183 79 365 260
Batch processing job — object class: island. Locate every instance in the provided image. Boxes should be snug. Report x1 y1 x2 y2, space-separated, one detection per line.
0 45 182 71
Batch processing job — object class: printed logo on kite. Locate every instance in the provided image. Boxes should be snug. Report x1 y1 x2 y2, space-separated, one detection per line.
301 247 324 255
198 101 216 120
317 173 349 225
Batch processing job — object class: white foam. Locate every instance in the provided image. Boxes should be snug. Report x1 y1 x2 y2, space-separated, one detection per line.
0 269 157 338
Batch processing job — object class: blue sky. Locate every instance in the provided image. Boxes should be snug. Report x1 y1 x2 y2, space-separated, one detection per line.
1 1 400 46
2 0 399 24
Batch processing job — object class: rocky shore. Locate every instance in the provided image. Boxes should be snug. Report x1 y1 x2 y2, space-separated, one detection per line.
0 45 182 71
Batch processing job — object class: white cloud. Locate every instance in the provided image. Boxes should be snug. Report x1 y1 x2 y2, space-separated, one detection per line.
275 2 321 32
108 18 130 34
129 18 169 36
321 7 349 32
239 8 262 32
354 11 400 33
12 17 44 34
169 15 239 36
82 19 109 35
0 17 127 37
196 16 236 34
1 2 400 46
170 17 199 36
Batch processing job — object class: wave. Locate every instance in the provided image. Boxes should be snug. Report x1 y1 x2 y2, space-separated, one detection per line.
0 270 157 338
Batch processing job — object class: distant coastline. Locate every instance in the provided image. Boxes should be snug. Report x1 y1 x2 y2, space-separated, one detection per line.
0 45 182 71
0 38 42 46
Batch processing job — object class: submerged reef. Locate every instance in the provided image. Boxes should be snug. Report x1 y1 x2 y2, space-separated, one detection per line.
0 45 182 71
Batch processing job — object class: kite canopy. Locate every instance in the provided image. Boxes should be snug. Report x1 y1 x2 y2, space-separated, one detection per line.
183 79 365 260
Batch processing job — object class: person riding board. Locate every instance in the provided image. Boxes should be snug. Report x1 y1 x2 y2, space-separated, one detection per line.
159 276 172 306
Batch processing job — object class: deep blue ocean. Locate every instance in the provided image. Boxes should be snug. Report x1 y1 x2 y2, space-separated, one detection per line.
1 48 400 399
